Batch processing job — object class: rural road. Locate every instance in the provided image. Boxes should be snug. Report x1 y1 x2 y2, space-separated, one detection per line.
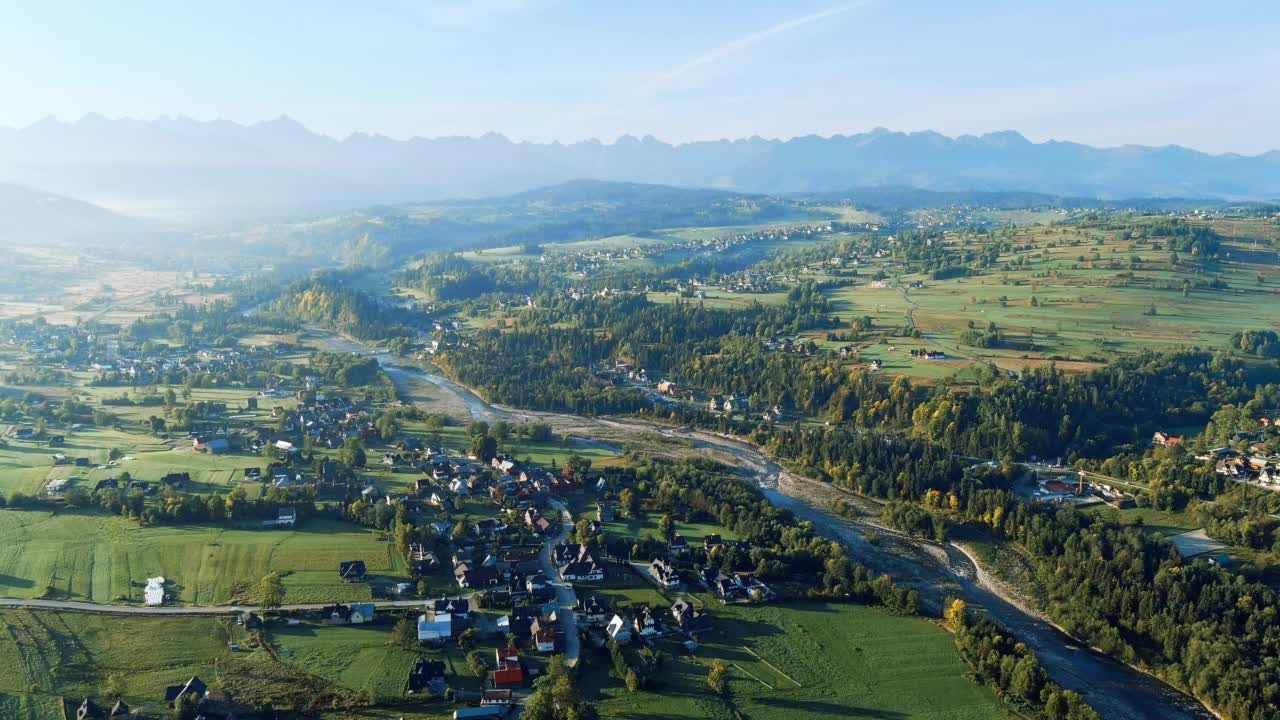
539 499 580 667
295 330 1218 719
0 597 435 616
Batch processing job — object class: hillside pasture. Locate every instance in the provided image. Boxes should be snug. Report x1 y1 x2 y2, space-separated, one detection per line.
586 600 1001 720
0 509 399 605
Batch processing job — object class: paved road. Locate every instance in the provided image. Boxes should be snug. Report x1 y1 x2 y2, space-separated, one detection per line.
235 329 1218 718
539 499 580 666
0 597 434 616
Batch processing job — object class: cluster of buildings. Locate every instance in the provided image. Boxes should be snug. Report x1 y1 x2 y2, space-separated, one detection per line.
413 453 583 512
602 598 713 644
1211 450 1280 486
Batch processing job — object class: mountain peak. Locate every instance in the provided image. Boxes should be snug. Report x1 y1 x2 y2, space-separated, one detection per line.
979 130 1030 147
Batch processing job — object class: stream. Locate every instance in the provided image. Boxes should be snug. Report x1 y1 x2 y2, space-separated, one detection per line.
314 330 1215 720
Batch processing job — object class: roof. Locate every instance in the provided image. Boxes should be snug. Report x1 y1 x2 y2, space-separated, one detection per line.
144 577 165 606
350 603 376 617
493 664 524 686
454 707 508 719
164 675 208 703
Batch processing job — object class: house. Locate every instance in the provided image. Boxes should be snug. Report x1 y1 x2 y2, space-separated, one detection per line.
596 502 615 522
108 700 131 718
193 437 230 454
339 560 367 582
262 506 297 528
1153 431 1183 447
606 614 632 643
429 520 451 536
164 676 208 705
457 566 500 589
321 604 352 625
434 597 470 619
454 707 508 720
671 599 713 634
631 606 659 637
350 603 376 624
649 559 680 589
703 534 723 553
75 698 104 720
144 577 165 606
418 613 453 643
534 628 557 653
669 534 689 556
406 658 447 695
492 646 524 688
474 518 507 537
525 573 549 594
499 606 537 638
524 507 555 535
557 543 606 582
704 569 773 602
576 595 609 626
559 558 605 583
481 689 514 706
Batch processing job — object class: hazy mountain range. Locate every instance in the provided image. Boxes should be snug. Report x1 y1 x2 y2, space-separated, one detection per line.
0 181 146 240
1 115 1278 222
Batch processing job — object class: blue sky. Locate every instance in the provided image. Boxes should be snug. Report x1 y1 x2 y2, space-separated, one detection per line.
1 0 1277 153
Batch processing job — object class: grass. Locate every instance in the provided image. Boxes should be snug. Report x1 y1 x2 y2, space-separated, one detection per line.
1091 506 1200 539
270 620 423 701
0 608 245 716
0 425 272 499
0 509 401 605
584 600 1002 720
801 221 1280 382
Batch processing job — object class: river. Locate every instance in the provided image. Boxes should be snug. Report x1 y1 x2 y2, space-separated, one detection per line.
315 330 1215 720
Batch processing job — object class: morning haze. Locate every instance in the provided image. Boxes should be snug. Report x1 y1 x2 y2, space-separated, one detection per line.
0 3 1276 720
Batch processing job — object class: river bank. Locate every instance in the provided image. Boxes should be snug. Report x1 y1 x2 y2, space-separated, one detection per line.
311 328 1216 720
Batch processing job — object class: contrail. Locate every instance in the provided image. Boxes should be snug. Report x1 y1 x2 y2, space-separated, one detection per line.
656 1 871 86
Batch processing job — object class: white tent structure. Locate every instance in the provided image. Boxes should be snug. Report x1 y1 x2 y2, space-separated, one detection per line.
145 577 165 606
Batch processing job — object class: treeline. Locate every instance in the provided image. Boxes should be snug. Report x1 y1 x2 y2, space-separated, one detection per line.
436 290 838 414
607 457 918 613
267 273 418 340
952 606 1100 720
799 442 1280 719
436 326 648 415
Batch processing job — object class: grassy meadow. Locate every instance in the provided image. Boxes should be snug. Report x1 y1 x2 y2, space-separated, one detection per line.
585 601 1002 720
0 509 401 605
794 219 1280 382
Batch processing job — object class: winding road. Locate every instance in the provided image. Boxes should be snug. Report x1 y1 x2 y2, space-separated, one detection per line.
24 326 1205 718
539 499 580 667
320 331 1216 720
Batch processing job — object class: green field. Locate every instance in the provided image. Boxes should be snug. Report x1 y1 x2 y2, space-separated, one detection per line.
270 620 424 701
0 608 244 718
0 425 271 499
586 601 1002 720
796 221 1280 382
269 616 516 702
0 510 401 605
